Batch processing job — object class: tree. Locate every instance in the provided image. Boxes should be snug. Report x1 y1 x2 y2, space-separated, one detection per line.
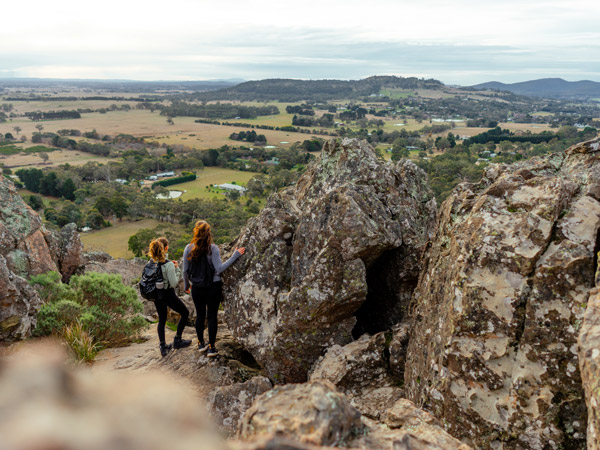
128 228 157 257
166 117 174 125
111 195 128 220
26 194 44 210
60 178 76 201
94 196 113 217
13 126 21 135
39 172 59 196
38 152 49 164
35 124 44 133
86 209 106 229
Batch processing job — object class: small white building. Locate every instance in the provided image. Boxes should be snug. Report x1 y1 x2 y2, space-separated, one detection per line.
216 183 247 193
156 171 175 178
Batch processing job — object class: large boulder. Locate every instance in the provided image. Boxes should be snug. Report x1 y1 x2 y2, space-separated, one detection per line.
0 174 58 277
223 138 437 382
405 138 600 448
44 222 84 281
579 284 600 448
0 175 83 340
0 255 43 340
207 376 273 436
308 332 403 419
238 380 363 446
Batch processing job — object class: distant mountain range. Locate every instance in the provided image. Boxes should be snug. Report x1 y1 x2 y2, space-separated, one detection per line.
0 78 242 93
470 78 600 99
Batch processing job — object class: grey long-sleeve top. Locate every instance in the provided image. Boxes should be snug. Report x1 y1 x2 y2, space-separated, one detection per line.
182 243 241 290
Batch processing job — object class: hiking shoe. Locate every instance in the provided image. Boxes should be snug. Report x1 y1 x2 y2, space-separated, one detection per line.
173 336 192 349
206 345 218 357
159 342 172 357
198 341 209 353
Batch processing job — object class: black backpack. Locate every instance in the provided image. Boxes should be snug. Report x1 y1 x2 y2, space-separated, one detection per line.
186 253 215 288
139 261 166 300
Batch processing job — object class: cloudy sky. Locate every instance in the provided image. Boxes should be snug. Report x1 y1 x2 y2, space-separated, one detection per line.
1 0 599 85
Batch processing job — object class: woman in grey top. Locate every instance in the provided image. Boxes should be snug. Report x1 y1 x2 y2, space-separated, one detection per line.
183 220 245 357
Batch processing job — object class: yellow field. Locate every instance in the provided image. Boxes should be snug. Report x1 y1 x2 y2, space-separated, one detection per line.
0 108 331 150
2 145 118 170
81 218 168 259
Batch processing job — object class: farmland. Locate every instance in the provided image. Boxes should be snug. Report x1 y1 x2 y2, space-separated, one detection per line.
80 218 184 259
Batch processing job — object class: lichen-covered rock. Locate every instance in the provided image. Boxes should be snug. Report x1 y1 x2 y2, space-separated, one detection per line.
308 332 403 419
389 322 410 381
0 255 42 340
355 401 471 450
208 376 273 436
309 332 393 392
579 286 600 448
224 138 436 382
0 341 230 450
44 223 84 281
405 138 600 449
238 380 363 446
0 174 69 340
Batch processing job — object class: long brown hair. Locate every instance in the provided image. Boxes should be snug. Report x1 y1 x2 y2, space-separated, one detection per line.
148 239 166 262
188 220 213 260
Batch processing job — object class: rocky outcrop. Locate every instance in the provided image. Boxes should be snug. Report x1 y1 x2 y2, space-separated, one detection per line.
208 376 273 436
239 380 363 446
223 138 437 382
405 138 600 448
308 332 404 419
579 284 600 448
238 379 469 450
44 223 84 281
0 175 83 340
0 255 42 340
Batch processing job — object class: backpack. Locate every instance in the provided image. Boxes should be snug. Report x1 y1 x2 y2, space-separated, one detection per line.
139 261 166 300
186 253 215 288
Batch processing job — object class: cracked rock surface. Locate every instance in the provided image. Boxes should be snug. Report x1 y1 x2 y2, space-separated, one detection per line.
223 138 436 383
0 175 83 340
405 137 600 449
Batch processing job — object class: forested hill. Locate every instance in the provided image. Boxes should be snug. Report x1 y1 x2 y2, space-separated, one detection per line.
470 78 600 99
185 76 444 102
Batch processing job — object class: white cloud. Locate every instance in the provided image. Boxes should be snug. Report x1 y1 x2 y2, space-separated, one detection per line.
1 0 599 83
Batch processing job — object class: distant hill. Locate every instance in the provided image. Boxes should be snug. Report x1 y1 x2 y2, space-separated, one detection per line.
470 78 600 99
0 78 239 93
188 76 444 102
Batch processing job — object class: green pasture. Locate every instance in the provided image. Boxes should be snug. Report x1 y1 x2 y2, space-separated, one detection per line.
174 167 257 200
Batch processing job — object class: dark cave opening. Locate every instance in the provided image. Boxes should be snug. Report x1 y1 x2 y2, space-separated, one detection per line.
351 247 418 339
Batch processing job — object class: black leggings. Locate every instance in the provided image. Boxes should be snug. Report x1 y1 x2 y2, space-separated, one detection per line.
153 288 189 344
192 281 222 346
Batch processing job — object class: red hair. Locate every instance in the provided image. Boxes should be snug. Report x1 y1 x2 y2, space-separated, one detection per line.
188 220 213 259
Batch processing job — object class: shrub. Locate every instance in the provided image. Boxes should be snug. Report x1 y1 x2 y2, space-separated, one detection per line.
29 271 76 303
32 271 147 348
34 299 83 336
70 272 146 345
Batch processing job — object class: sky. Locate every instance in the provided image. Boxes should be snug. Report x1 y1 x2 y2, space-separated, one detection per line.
1 0 599 86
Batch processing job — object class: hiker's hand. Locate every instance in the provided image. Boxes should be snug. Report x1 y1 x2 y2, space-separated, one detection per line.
172 260 178 267
236 247 246 255
185 288 190 294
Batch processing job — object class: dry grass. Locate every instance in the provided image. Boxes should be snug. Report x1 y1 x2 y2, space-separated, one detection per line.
3 146 118 170
80 218 163 259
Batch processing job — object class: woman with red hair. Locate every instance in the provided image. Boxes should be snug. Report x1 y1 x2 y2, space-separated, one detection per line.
183 220 245 357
